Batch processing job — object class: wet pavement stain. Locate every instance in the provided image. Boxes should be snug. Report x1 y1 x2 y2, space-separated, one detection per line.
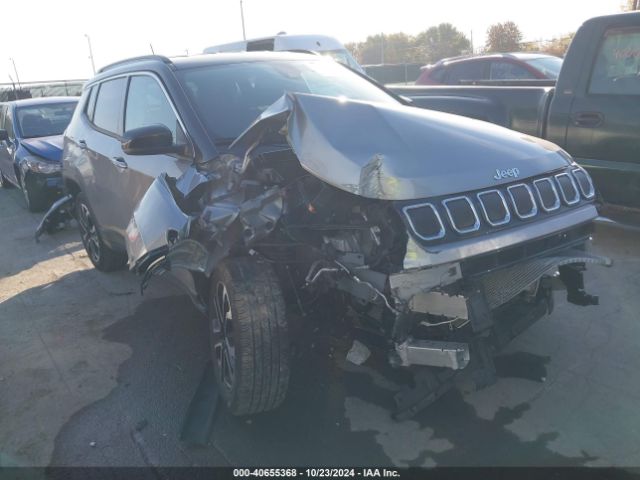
339 362 598 467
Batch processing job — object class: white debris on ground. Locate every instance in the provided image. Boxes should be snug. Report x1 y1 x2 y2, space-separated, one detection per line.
346 340 371 366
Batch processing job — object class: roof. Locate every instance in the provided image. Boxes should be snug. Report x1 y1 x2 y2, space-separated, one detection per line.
424 52 559 69
5 96 79 107
584 10 640 26
173 51 323 69
90 51 325 84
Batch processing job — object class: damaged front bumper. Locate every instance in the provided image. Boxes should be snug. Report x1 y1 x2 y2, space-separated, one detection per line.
385 246 611 369
125 173 192 273
35 194 74 242
123 167 285 299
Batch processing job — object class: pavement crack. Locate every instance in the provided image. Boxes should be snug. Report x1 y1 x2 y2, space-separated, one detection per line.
38 331 73 395
130 429 162 474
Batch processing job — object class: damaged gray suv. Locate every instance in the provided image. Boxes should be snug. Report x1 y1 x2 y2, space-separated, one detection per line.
44 52 610 416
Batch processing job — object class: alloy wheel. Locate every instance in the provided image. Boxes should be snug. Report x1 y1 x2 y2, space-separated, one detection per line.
211 282 236 390
78 203 101 265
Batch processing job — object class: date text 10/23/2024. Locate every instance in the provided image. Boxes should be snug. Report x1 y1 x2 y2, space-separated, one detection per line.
233 469 401 478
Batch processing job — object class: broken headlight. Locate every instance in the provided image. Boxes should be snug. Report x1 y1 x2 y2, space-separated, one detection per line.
24 156 62 174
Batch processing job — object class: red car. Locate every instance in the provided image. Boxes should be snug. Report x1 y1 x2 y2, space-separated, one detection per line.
416 53 563 85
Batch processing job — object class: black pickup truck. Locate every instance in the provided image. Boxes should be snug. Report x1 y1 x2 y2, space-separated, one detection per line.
391 12 640 209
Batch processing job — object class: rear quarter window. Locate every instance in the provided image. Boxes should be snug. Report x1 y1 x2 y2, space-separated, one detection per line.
85 86 98 121
589 26 640 95
429 67 446 83
489 61 536 80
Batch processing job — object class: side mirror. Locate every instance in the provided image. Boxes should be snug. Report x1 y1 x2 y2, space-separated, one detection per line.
121 124 176 155
0 129 8 142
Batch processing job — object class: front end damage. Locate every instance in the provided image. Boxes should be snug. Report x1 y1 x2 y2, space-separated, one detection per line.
88 93 616 416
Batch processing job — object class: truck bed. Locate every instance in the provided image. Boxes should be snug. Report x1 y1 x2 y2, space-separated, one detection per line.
390 85 554 138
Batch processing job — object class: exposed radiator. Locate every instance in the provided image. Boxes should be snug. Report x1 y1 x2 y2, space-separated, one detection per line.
481 249 611 309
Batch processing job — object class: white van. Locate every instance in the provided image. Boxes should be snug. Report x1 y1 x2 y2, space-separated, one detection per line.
203 33 364 73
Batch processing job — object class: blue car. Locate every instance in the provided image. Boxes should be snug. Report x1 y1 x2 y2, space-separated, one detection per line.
0 97 78 211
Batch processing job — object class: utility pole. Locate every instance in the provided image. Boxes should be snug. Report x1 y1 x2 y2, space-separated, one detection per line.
240 0 247 41
84 34 96 75
9 58 21 89
380 33 384 64
470 30 474 55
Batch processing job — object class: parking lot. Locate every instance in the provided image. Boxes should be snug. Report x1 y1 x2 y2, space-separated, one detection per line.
1 185 640 468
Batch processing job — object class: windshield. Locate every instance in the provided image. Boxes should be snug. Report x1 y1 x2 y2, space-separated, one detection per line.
16 102 77 138
524 56 563 79
178 59 395 140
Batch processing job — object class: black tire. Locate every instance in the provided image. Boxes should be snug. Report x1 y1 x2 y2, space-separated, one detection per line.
22 173 49 212
209 257 290 416
75 192 127 272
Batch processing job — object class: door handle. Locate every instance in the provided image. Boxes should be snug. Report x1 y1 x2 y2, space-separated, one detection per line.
78 139 87 150
573 111 604 128
110 156 128 169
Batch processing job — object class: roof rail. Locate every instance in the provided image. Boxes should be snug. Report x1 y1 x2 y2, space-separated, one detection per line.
437 54 476 64
98 55 173 74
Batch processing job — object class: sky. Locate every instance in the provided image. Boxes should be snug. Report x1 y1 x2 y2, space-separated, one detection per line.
1 0 624 83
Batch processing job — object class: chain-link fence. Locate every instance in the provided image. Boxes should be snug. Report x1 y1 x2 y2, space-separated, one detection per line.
0 80 85 102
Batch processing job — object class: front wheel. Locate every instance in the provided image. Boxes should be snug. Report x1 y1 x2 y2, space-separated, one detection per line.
75 192 127 272
209 257 290 415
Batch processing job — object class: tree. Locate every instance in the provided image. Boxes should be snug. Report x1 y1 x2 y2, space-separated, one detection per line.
351 33 416 65
414 23 472 63
623 0 640 10
522 33 575 57
485 21 523 53
346 23 471 65
380 33 416 64
344 42 360 61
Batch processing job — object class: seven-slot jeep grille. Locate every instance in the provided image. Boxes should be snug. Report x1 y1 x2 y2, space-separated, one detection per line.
402 166 594 244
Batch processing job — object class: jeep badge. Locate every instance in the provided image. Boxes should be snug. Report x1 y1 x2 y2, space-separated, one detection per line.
494 168 520 180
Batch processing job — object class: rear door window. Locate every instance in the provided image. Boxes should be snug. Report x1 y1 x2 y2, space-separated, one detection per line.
446 61 486 84
589 27 640 95
92 77 127 135
489 61 536 80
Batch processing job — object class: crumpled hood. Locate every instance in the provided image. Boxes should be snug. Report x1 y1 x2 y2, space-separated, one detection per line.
231 93 571 200
20 135 64 162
